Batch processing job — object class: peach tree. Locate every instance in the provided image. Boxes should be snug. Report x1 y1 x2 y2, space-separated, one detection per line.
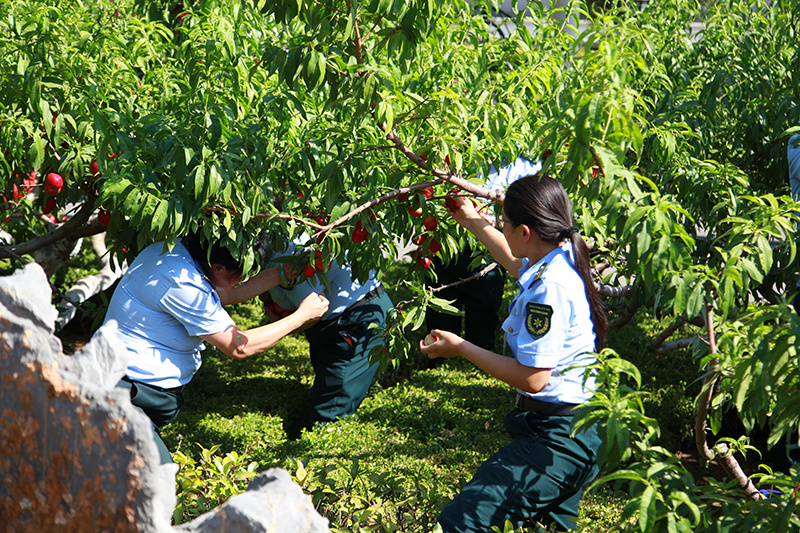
2 0 800 530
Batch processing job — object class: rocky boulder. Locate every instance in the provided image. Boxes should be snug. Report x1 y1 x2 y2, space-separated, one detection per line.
0 263 329 533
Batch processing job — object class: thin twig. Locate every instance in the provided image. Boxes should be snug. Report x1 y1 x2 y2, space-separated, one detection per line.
429 262 499 293
380 125 504 204
309 0 347 15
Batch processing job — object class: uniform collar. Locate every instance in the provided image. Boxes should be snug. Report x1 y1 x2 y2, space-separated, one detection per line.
517 243 570 290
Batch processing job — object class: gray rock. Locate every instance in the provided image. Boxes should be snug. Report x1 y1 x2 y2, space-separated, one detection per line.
176 469 330 533
0 263 330 533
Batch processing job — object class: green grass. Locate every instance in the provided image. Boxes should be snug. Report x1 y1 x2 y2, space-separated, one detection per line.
51 239 701 531
157 274 699 531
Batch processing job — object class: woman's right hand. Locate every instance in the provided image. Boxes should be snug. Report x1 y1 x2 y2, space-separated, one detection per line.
297 292 329 321
444 191 483 230
419 329 465 359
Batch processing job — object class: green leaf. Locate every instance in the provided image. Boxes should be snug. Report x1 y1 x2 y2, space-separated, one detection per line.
686 282 705 319
122 188 144 219
639 485 656 533
16 55 29 76
344 3 356 40
376 99 394 132
607 357 643 388
283 47 302 88
208 164 223 197
29 135 45 170
150 200 169 236
304 49 325 91
755 234 773 274
207 114 222 148
636 227 652 263
734 366 753 411
673 275 687 316
193 164 207 200
29 81 42 115
740 258 763 285
428 297 460 315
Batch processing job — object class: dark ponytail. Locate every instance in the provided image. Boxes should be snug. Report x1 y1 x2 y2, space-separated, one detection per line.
504 174 607 350
568 231 607 350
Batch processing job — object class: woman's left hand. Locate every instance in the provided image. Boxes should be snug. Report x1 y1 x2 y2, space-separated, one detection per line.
419 329 464 359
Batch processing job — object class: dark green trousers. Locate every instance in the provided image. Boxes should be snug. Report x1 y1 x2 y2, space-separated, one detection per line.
438 408 601 532
425 247 506 351
117 377 183 464
304 289 393 426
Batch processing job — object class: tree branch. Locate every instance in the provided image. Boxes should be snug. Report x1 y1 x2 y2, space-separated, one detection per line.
320 180 446 236
595 282 631 298
345 0 364 65
653 336 698 354
609 296 640 329
695 303 763 501
0 191 98 261
652 317 686 349
429 262 499 293
56 232 127 329
380 125 504 203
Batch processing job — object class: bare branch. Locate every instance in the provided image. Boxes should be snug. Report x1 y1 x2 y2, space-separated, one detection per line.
345 0 364 65
654 337 697 354
652 317 686 349
595 283 631 298
56 233 128 329
592 258 610 273
609 297 640 329
70 219 112 240
362 14 383 42
695 303 763 501
429 262 499 293
319 180 446 238
0 190 98 261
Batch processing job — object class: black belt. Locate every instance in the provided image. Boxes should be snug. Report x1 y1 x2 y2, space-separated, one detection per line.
348 284 385 311
122 375 186 394
515 394 579 416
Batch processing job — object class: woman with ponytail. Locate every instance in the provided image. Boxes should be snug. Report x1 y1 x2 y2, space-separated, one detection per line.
421 173 605 532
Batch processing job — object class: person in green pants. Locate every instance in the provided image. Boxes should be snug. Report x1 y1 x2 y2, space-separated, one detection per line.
261 235 394 429
421 173 606 532
102 230 329 463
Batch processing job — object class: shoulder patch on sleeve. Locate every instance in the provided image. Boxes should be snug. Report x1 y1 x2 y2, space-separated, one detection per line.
525 302 553 339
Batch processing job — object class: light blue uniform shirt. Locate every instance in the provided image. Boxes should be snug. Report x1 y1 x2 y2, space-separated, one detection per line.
105 240 234 389
485 157 542 194
502 243 597 404
790 135 800 287
267 239 380 318
789 134 800 201
476 157 541 221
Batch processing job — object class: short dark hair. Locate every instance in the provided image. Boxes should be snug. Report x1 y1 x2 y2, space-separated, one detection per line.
182 230 242 275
